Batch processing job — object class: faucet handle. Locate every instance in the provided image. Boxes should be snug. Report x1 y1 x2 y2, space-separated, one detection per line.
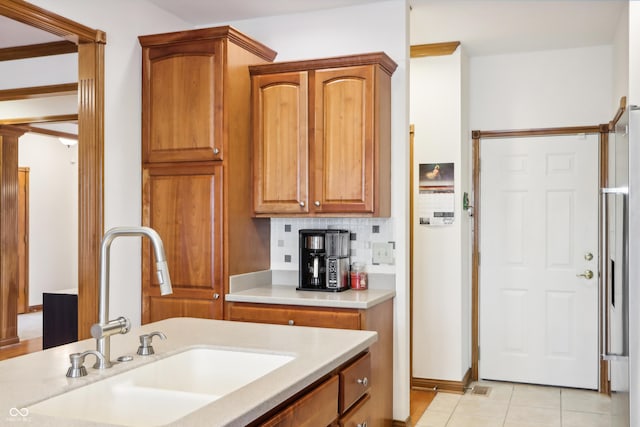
67 350 106 378
137 331 167 356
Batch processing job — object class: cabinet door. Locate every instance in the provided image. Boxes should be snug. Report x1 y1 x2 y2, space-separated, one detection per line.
142 40 224 163
312 66 375 213
142 164 223 323
252 72 309 214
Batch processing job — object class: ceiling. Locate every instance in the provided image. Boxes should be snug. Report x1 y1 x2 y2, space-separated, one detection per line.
0 1 627 54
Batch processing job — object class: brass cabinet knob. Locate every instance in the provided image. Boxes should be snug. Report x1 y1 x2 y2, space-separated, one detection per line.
314 201 321 207
299 201 305 207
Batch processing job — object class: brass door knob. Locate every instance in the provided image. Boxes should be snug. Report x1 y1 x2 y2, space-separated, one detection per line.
576 270 594 280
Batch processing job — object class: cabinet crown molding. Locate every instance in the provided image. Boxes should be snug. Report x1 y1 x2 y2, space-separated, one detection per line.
249 52 398 76
138 25 277 62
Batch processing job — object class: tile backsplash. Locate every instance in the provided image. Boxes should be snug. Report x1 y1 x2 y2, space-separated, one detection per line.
270 218 395 274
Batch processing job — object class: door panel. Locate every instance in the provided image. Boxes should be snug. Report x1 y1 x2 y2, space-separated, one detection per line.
480 134 599 389
142 164 223 323
313 66 374 213
252 72 309 213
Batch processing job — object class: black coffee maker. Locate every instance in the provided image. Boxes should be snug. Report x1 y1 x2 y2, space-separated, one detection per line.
298 229 350 292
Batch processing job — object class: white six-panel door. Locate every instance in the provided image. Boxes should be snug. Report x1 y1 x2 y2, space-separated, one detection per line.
480 134 599 389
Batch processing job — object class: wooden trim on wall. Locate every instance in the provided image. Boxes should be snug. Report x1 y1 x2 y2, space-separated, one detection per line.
392 416 412 427
0 0 106 44
609 96 627 131
471 135 480 381
10 124 77 140
0 114 78 125
409 124 415 384
0 83 77 101
410 41 460 58
77 41 105 340
0 41 77 61
412 368 472 395
0 126 25 347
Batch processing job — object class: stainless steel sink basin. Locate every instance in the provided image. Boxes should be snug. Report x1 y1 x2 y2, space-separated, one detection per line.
29 347 294 426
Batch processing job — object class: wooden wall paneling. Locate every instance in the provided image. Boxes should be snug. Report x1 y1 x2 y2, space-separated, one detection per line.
77 40 105 339
17 167 29 315
0 126 24 346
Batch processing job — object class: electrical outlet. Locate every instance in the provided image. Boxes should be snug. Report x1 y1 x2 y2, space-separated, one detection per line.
372 242 394 265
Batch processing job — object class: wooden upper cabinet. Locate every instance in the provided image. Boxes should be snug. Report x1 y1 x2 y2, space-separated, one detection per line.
142 40 223 163
250 52 397 217
313 66 375 214
252 72 309 214
140 26 277 164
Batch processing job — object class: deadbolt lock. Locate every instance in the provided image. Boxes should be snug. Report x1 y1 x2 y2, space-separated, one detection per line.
584 252 593 261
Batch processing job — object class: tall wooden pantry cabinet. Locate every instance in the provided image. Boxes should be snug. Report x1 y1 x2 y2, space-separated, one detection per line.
139 27 275 323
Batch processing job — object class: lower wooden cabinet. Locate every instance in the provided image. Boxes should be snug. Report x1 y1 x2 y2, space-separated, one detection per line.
228 299 393 426
251 353 373 426
260 376 339 427
339 353 371 414
340 394 372 427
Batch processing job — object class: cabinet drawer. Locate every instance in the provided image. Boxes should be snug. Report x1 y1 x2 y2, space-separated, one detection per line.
260 375 338 427
228 303 361 330
339 352 371 414
339 393 371 427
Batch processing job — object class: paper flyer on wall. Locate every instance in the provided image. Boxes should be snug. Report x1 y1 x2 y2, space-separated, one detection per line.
418 162 455 226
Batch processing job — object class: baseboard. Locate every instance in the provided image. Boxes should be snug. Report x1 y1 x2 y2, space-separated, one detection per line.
0 336 19 347
392 415 411 427
411 368 472 394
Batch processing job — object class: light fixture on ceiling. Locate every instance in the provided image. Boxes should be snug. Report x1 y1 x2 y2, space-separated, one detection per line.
58 137 78 147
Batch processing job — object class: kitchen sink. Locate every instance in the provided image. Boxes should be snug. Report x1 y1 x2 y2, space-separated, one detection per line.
29 347 295 426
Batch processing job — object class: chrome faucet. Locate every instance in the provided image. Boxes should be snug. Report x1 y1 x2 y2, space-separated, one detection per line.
90 226 173 369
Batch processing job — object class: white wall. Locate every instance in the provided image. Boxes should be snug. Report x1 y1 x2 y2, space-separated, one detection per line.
410 50 472 381
217 1 411 419
470 45 614 131
0 54 76 89
18 134 78 305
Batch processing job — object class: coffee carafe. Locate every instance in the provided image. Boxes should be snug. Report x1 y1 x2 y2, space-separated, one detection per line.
302 232 326 288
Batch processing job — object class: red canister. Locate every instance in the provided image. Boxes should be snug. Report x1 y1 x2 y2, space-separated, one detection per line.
350 263 368 290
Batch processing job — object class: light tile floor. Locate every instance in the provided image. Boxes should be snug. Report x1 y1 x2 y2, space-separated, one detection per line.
416 381 612 427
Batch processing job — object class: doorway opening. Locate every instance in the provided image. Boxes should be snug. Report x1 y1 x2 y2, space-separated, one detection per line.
0 0 105 351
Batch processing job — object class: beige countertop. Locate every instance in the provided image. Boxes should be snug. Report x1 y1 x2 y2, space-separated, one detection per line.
0 317 376 426
226 284 395 309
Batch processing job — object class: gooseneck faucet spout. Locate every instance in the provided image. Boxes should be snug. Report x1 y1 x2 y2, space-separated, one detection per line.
91 226 173 369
